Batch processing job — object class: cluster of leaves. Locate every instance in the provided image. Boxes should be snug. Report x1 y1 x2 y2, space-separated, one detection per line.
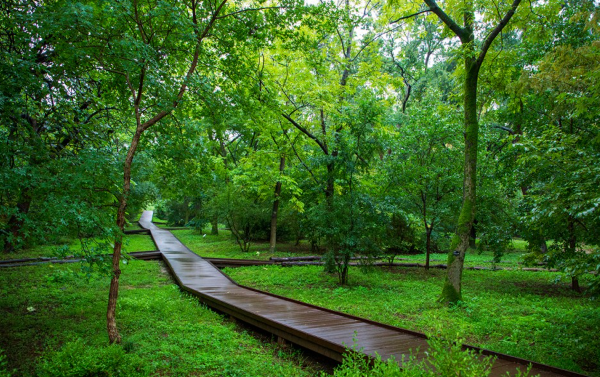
329 337 510 377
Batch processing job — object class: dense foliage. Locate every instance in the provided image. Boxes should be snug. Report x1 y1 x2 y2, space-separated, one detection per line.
1 0 599 367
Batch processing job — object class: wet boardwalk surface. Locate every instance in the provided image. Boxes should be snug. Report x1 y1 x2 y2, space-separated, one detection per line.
139 211 586 376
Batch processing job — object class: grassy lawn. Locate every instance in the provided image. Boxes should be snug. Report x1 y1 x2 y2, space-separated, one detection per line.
174 227 536 270
0 260 317 376
225 264 600 376
396 249 525 268
0 234 157 261
172 229 319 260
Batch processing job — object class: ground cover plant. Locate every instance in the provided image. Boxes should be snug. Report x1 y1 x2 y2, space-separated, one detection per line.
0 234 157 261
0 258 318 376
172 228 319 261
327 337 539 377
172 227 530 268
2 0 599 367
226 265 600 376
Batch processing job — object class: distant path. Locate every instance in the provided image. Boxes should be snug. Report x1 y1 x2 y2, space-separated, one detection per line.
139 211 586 377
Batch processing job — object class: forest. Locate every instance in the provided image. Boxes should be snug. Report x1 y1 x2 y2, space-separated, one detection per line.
1 0 599 375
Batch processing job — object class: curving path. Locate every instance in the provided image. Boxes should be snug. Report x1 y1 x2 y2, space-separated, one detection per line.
139 211 586 377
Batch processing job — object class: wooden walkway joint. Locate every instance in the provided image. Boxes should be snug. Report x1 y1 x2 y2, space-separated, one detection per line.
139 211 587 377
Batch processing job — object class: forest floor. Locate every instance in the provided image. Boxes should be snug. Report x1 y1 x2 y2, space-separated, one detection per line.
0 234 320 377
175 227 600 376
2 227 598 376
173 228 531 269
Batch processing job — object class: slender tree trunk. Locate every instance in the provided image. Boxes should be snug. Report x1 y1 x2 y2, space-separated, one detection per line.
425 226 432 270
211 215 219 235
3 189 32 253
325 161 335 209
107 127 143 344
183 198 190 225
540 238 548 254
572 276 581 293
269 156 285 253
567 219 581 292
441 57 479 304
469 218 477 248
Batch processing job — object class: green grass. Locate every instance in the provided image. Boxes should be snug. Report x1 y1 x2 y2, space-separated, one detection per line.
173 227 535 268
225 265 600 377
172 229 318 260
0 234 157 261
0 260 317 376
395 249 525 268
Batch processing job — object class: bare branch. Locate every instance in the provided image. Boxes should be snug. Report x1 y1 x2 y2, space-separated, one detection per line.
476 0 523 67
282 113 329 155
390 9 431 24
141 0 229 131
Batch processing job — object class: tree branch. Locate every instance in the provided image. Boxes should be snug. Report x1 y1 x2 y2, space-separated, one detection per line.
476 0 523 67
141 0 229 131
281 113 329 155
215 6 283 19
422 0 468 41
390 9 431 24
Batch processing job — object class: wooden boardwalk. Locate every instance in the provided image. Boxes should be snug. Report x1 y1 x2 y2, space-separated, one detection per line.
140 211 587 376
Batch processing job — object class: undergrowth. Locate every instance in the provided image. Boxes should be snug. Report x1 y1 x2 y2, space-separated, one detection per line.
226 265 600 376
0 261 316 376
330 337 537 377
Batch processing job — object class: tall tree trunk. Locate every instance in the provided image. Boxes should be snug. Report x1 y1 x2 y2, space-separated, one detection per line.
3 189 32 253
572 276 581 293
469 218 477 248
325 161 335 209
211 216 219 235
540 238 548 254
183 198 190 225
441 57 479 304
567 218 581 293
269 156 285 253
425 226 432 270
423 0 522 304
107 127 143 344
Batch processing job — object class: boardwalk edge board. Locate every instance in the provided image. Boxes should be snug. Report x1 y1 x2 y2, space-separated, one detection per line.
138 211 589 377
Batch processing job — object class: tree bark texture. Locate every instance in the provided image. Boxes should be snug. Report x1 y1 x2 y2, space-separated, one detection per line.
441 57 479 304
107 128 143 344
104 0 229 343
211 216 219 235
567 219 581 292
423 0 523 305
425 226 432 270
269 156 285 253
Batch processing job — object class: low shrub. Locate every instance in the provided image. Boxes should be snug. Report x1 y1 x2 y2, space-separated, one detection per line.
37 339 146 377
328 337 537 377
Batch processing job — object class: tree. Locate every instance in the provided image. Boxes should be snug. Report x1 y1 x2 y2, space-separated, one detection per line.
0 0 122 254
70 0 284 343
514 39 600 292
390 0 524 303
384 100 462 269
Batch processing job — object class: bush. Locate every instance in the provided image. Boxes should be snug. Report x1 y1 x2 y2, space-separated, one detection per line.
37 339 146 377
328 337 538 377
0 349 12 377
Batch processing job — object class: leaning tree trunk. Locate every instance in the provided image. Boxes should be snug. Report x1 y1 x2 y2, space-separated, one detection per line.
107 128 143 344
440 58 479 304
269 156 285 253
